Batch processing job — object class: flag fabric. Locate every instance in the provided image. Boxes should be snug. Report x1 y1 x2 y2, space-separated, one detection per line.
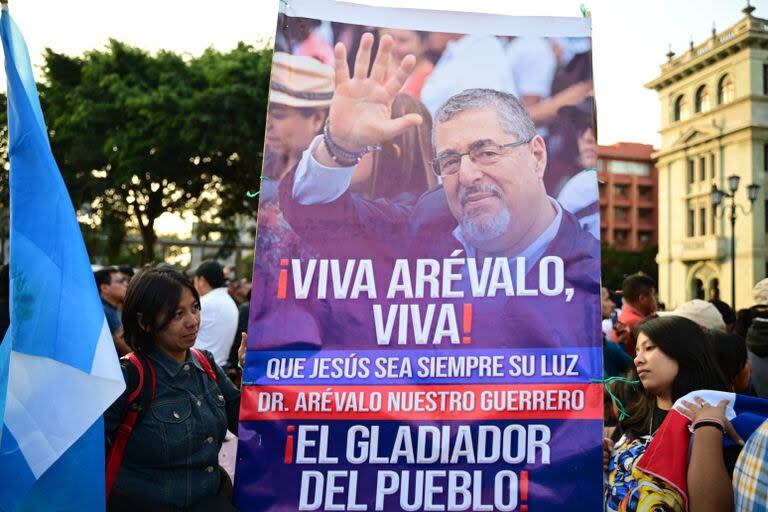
636 390 768 509
0 5 125 511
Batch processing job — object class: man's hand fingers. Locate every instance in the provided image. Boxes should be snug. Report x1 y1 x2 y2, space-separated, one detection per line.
353 33 374 80
370 34 392 83
238 332 247 368
384 54 416 97
380 113 422 141
334 43 350 86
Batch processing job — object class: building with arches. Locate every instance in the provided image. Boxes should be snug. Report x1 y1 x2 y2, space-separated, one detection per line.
645 2 767 309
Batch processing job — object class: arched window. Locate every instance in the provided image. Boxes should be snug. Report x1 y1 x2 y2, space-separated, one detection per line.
674 94 690 121
695 85 710 113
718 74 735 104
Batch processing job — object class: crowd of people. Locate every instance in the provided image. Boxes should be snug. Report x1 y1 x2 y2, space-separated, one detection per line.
602 272 768 511
87 268 768 511
1 16 766 512
87 262 250 510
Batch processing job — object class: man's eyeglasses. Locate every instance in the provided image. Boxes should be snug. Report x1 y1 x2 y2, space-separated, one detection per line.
430 137 534 177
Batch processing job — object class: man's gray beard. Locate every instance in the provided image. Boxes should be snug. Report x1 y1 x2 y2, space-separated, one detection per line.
459 207 511 247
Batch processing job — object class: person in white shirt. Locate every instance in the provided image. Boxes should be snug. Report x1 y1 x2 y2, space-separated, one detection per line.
504 36 593 130
193 260 239 368
420 33 517 117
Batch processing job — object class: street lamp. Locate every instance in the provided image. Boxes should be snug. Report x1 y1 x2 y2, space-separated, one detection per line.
711 175 760 310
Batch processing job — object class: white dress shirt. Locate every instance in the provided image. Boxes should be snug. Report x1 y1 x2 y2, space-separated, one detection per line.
194 287 239 367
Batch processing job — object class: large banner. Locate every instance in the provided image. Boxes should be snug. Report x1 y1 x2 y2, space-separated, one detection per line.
235 1 602 510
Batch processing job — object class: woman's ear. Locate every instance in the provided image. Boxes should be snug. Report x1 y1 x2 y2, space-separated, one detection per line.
137 312 148 332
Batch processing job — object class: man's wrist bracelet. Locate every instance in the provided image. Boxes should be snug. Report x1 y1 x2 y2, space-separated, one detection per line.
322 138 358 166
689 418 726 434
322 119 381 165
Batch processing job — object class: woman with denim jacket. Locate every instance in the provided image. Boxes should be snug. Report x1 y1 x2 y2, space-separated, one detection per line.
104 267 242 511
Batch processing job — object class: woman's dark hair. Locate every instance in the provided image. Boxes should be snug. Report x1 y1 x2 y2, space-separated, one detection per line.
709 329 747 385
122 267 200 352
619 315 728 438
366 94 437 200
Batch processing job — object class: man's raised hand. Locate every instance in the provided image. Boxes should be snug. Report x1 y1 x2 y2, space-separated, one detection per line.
327 33 423 153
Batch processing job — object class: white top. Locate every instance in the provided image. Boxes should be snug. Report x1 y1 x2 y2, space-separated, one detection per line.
420 35 518 117
602 318 614 340
556 170 600 239
194 287 239 367
293 135 357 205
505 37 557 98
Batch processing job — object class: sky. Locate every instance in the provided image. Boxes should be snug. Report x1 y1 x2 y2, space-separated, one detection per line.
0 0 764 148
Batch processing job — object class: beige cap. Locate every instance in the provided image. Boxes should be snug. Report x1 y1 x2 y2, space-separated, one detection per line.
753 278 768 306
269 52 334 108
658 299 725 330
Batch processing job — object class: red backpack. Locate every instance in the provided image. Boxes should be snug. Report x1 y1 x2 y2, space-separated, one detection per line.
105 348 218 499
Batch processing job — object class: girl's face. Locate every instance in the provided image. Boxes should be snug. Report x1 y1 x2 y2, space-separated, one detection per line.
634 332 679 400
154 287 201 359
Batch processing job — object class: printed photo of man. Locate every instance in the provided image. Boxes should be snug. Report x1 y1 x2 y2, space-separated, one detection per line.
271 33 600 347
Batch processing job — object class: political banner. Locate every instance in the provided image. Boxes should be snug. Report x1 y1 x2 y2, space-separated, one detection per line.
235 1 601 510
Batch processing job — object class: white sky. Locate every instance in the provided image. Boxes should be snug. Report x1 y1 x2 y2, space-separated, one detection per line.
0 0 765 147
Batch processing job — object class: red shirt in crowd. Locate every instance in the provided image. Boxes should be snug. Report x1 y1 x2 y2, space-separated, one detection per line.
611 303 646 356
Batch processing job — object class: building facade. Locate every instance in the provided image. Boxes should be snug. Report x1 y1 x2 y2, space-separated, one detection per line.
645 3 767 309
597 143 658 252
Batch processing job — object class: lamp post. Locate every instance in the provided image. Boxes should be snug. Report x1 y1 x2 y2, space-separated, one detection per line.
711 175 760 311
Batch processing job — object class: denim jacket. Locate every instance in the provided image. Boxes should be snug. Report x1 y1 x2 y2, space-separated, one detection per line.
104 347 240 508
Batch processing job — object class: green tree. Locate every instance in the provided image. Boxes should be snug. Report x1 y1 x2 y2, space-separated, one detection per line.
601 244 659 292
190 43 272 238
38 40 271 264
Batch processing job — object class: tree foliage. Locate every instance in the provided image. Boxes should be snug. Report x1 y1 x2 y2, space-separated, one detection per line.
37 40 272 263
601 244 658 292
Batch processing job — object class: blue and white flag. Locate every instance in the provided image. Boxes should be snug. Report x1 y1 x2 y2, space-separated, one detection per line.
0 5 125 511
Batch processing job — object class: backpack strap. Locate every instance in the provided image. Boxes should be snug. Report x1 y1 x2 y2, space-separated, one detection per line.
191 348 219 383
105 352 156 499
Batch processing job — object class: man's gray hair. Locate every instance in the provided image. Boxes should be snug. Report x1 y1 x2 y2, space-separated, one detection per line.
433 88 536 145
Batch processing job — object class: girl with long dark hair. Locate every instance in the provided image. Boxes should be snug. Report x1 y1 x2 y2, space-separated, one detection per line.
604 315 730 512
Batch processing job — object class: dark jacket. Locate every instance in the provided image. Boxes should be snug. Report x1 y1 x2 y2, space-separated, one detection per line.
104 348 240 508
